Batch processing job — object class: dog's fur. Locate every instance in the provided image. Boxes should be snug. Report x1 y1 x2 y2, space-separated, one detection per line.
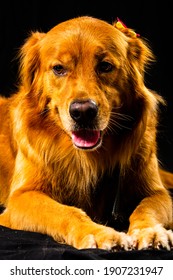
0 16 173 250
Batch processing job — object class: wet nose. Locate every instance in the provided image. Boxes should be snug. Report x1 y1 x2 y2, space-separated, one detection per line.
69 100 98 124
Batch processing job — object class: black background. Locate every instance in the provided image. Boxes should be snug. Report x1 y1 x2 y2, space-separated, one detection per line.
0 0 172 171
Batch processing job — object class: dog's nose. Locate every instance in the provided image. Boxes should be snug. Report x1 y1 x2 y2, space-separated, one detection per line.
69 100 98 124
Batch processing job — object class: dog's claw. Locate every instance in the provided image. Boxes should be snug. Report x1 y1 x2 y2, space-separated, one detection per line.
129 226 173 250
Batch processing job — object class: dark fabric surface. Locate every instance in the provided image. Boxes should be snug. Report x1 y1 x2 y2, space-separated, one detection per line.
0 226 173 260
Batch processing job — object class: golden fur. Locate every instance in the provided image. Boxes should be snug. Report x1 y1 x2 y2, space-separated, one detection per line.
0 16 173 250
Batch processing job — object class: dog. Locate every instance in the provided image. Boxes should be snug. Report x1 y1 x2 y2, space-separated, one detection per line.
0 16 173 251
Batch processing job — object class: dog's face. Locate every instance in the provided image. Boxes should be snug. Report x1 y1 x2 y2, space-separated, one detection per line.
19 16 153 151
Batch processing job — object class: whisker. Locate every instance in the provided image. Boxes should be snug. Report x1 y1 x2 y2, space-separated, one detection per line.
106 112 134 135
106 120 119 135
111 111 134 121
110 117 132 130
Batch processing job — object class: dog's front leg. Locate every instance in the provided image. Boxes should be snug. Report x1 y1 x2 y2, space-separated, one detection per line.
0 188 132 250
127 166 173 250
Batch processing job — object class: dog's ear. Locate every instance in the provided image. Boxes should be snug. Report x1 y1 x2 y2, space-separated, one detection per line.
113 19 154 75
18 31 45 91
126 37 154 76
113 19 163 136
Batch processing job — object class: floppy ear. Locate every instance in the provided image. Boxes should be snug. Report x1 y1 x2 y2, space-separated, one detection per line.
18 31 45 91
113 19 154 75
126 37 154 76
113 19 163 155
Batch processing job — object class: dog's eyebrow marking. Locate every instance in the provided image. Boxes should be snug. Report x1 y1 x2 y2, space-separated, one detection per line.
95 50 112 60
94 42 124 60
94 49 121 70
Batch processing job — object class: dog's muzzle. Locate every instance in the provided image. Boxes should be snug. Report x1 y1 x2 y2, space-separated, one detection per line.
69 99 102 149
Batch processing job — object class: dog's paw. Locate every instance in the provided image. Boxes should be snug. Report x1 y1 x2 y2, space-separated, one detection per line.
71 224 133 251
129 225 173 250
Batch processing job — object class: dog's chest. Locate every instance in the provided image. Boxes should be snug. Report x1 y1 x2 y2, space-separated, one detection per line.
85 168 142 231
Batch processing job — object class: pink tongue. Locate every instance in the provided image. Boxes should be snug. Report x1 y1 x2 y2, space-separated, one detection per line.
72 130 100 148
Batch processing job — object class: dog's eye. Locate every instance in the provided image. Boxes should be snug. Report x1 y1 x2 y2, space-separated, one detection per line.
53 65 67 76
97 61 114 73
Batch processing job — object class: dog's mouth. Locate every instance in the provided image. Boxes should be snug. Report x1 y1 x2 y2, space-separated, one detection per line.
71 129 102 150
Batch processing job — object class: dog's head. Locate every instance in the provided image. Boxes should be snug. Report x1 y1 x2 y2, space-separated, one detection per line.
18 16 158 151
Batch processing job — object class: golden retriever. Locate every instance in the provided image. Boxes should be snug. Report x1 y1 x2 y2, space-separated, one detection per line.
0 16 173 250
